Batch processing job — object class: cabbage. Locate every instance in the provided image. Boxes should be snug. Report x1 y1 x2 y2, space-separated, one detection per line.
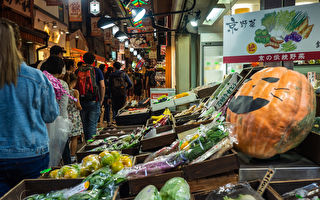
160 177 190 200
134 185 162 200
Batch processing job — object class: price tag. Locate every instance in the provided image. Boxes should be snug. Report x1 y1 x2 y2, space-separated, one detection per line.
257 168 276 195
63 181 90 198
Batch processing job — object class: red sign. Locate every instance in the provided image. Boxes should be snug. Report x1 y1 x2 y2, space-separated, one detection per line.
161 45 166 55
223 51 320 63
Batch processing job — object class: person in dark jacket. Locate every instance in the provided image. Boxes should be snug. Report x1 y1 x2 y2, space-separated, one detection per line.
108 62 132 123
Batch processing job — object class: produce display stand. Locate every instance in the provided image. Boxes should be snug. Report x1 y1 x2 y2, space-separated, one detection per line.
0 179 84 200
115 108 150 126
174 113 201 126
174 92 198 106
140 130 177 152
151 99 175 112
194 83 220 99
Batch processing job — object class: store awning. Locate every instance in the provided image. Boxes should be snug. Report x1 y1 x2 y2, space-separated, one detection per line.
71 48 106 62
20 26 48 45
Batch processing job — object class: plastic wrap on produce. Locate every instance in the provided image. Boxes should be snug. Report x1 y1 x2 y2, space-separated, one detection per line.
119 152 187 178
205 183 264 200
144 140 180 163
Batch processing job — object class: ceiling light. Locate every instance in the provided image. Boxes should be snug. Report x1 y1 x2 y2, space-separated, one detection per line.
26 41 33 44
66 31 70 34
132 7 146 22
133 50 137 56
137 54 141 59
52 21 58 29
203 5 225 26
75 35 79 39
190 20 198 27
112 26 119 35
115 31 128 41
130 48 134 52
125 40 129 48
97 16 115 29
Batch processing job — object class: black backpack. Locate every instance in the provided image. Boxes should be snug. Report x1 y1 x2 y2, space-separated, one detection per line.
111 72 127 97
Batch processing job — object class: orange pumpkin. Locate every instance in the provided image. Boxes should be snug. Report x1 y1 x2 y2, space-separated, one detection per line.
226 67 316 159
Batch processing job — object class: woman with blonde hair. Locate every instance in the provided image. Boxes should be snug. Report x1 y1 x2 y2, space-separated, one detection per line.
0 18 59 197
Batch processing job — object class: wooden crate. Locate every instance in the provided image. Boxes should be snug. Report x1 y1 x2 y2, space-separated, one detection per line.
195 84 220 99
140 131 177 152
76 144 140 162
175 120 213 134
182 150 240 180
1 179 83 200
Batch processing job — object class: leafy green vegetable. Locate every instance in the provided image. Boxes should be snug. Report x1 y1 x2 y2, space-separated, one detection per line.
275 10 296 34
286 11 307 33
280 40 297 52
135 185 162 200
261 12 277 32
160 177 190 200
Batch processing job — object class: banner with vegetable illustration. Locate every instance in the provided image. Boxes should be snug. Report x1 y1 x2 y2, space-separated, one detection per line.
223 3 320 63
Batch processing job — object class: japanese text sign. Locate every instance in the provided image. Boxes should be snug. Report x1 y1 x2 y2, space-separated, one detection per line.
69 0 82 22
223 3 320 63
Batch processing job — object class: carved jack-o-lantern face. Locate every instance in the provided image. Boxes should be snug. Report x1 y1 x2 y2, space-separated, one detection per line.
226 67 316 159
229 76 285 114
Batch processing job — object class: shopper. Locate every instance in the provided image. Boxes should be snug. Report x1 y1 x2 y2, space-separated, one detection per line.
134 67 143 101
108 62 132 122
41 56 72 165
0 19 59 197
38 45 66 71
145 65 157 97
103 67 114 125
64 73 82 163
127 67 134 100
76 52 105 140
65 59 76 73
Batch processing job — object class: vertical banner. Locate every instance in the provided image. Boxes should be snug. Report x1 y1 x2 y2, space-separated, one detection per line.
91 17 102 36
119 43 125 54
104 29 112 44
69 0 82 22
161 45 166 55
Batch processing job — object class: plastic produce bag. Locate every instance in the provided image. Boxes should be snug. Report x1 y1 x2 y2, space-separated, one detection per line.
47 116 72 166
205 183 264 200
181 122 236 163
160 177 190 200
144 140 180 163
119 152 187 178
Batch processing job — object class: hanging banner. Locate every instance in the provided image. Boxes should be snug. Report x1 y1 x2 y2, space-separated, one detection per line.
128 27 154 48
161 45 166 55
69 0 82 22
45 0 63 6
104 29 112 44
119 43 125 54
91 17 102 37
223 3 320 63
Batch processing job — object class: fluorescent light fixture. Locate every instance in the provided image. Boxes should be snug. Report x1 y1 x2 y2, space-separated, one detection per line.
130 48 134 52
98 16 115 29
115 31 128 41
132 7 146 22
296 1 317 5
133 50 137 56
203 5 225 26
112 26 119 35
190 20 198 27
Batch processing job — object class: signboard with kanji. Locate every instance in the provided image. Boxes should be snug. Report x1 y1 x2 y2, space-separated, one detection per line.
223 3 320 63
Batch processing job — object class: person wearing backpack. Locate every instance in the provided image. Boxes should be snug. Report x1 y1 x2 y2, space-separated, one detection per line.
108 62 132 123
145 65 157 98
76 52 105 140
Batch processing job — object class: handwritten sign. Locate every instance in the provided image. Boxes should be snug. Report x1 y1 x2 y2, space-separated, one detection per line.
257 168 276 195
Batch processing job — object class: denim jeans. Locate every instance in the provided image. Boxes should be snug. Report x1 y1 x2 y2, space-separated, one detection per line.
80 101 100 141
0 153 49 197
